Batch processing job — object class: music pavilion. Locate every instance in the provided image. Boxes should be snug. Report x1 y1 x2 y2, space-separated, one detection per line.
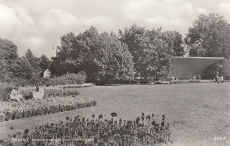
169 57 224 80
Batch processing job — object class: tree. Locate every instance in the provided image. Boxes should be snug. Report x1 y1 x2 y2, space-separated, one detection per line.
119 24 174 80
39 55 51 71
52 26 134 84
24 49 41 77
185 13 230 59
0 38 18 80
24 49 39 68
10 57 33 80
96 32 134 84
163 31 184 56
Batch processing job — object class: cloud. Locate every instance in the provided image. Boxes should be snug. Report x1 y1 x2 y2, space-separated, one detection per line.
0 5 24 37
121 0 196 33
22 37 46 49
49 9 77 25
0 0 230 58
217 2 230 22
194 7 209 15
147 16 167 26
13 7 35 26
40 9 76 30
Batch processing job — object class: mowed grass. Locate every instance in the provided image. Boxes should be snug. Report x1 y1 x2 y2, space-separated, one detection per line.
0 83 230 146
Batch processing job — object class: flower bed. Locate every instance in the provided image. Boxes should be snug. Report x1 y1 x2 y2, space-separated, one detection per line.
169 80 212 84
58 83 94 88
1 113 171 146
18 86 79 99
0 96 96 122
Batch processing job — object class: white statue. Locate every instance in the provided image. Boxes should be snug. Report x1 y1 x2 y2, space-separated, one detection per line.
10 89 24 101
33 87 44 99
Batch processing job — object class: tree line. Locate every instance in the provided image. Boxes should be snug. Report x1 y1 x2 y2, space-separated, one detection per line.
1 13 230 84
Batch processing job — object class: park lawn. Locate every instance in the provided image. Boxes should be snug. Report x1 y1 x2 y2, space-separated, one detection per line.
0 83 230 146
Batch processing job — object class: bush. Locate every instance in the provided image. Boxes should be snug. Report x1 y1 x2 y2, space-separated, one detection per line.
3 78 32 87
0 83 14 101
63 88 79 96
2 71 87 87
50 71 87 85
18 86 79 99
58 83 94 88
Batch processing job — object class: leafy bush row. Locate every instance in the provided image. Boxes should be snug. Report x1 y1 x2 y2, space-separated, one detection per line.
0 96 96 122
50 72 87 85
169 80 212 84
2 71 87 87
2 113 171 146
0 83 14 101
58 83 94 88
16 86 79 100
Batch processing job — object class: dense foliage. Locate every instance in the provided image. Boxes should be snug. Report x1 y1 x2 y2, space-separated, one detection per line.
1 12 230 85
52 27 135 84
10 57 34 80
53 25 180 83
0 83 14 101
119 25 176 80
1 113 171 146
185 13 230 59
0 38 18 81
163 31 185 56
50 72 87 85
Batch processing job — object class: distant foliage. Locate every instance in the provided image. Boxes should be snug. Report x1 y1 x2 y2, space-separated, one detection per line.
10 57 33 80
0 38 18 81
39 55 51 71
50 72 87 85
119 24 175 80
0 83 14 101
51 27 135 84
3 13 230 85
24 49 40 73
185 13 230 59
163 31 185 56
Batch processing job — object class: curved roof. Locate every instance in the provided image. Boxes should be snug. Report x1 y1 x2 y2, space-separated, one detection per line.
170 57 224 79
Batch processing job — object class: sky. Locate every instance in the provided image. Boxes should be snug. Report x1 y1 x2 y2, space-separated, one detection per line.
0 0 230 58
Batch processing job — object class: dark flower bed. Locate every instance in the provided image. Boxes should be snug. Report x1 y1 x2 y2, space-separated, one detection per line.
1 113 171 146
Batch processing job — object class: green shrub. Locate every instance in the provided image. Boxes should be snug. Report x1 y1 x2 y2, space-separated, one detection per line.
63 88 79 96
0 83 14 101
18 86 79 98
50 71 87 85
